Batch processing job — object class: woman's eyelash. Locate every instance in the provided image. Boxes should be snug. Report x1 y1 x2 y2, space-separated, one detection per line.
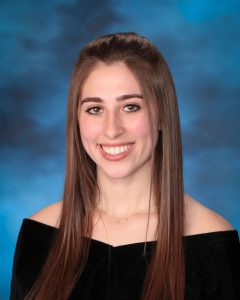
85 103 141 115
123 103 141 112
85 106 102 114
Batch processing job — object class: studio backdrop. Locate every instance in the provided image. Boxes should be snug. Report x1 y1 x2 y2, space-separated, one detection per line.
1 1 240 299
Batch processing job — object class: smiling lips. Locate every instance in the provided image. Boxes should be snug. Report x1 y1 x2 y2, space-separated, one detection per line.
99 143 134 160
101 144 132 155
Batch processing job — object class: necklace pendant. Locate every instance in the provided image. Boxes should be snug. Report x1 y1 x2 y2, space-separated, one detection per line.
116 217 128 223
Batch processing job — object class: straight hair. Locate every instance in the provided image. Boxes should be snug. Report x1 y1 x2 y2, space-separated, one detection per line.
26 32 185 300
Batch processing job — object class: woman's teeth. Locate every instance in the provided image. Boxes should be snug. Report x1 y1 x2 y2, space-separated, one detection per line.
101 144 132 155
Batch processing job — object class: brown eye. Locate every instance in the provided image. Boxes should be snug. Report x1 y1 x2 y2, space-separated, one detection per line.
85 107 102 115
123 104 140 112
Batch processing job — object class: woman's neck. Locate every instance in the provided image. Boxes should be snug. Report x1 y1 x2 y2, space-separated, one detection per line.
96 164 157 218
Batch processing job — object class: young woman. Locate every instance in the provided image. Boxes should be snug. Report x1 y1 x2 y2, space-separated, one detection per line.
10 32 239 300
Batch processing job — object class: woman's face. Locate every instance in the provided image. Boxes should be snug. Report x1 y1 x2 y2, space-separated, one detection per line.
78 61 159 179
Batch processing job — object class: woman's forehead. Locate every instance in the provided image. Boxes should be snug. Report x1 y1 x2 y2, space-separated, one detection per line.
81 61 142 97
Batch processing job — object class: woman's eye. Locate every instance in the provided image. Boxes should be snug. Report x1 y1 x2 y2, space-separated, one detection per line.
85 107 102 115
123 104 140 112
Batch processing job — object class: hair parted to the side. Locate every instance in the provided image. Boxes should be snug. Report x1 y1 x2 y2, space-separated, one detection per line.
25 32 186 300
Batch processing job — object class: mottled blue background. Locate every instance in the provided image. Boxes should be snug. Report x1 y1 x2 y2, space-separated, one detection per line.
1 0 240 299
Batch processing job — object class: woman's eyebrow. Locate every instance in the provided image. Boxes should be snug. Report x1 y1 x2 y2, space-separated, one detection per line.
80 94 143 105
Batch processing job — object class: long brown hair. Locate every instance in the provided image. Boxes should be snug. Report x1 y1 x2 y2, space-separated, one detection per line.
26 32 185 300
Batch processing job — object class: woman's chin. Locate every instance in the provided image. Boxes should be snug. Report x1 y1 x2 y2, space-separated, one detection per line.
98 168 135 180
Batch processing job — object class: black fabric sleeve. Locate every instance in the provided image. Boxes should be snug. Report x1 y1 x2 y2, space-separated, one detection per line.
10 219 56 300
9 218 240 300
184 230 240 300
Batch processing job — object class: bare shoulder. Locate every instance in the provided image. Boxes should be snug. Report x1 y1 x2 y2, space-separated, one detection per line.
29 200 62 228
184 193 234 236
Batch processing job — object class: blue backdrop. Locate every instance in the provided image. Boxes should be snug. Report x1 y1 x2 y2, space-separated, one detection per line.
1 1 240 299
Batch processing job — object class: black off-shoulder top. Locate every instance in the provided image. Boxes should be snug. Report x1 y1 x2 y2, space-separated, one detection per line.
10 218 240 300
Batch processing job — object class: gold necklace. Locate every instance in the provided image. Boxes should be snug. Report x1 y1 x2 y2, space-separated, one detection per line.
97 207 148 224
96 207 152 255
95 204 154 256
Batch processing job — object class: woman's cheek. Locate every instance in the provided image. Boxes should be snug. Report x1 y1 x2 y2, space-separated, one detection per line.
130 117 150 138
79 118 102 142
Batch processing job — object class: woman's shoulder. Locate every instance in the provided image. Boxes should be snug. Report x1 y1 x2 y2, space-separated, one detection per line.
184 193 234 236
28 195 234 235
29 200 62 228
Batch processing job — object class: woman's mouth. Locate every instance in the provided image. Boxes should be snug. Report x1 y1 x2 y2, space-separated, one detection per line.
98 143 134 161
101 144 132 155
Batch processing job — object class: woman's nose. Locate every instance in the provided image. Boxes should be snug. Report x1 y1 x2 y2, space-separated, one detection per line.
104 112 124 139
